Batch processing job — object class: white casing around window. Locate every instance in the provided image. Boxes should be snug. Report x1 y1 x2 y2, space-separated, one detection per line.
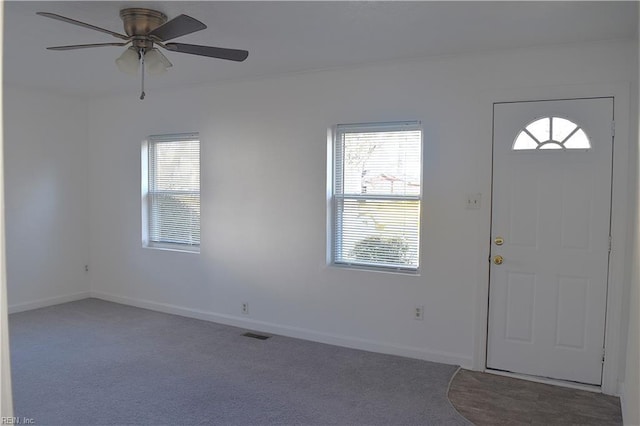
332 121 422 272
142 133 200 252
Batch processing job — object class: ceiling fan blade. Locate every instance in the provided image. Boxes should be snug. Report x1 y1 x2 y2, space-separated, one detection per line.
148 15 206 42
37 12 129 41
46 42 129 51
164 43 248 62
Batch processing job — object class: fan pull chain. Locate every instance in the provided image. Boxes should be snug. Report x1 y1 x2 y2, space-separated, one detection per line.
140 48 146 100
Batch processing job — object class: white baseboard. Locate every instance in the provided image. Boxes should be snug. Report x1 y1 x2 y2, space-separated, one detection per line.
91 291 473 368
8 292 91 314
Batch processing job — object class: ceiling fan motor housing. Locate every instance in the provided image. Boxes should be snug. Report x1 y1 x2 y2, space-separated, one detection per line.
120 8 167 37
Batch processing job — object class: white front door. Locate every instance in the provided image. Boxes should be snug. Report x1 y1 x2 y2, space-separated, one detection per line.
487 97 613 385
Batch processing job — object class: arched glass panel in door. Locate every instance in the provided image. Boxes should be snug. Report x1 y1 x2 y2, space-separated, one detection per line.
513 116 591 151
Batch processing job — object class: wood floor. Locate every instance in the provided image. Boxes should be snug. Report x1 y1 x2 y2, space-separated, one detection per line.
448 369 622 425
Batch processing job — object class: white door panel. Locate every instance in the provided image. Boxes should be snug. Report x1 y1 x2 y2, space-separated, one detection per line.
488 98 613 385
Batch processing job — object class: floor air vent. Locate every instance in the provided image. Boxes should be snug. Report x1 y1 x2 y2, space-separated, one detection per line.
243 332 270 340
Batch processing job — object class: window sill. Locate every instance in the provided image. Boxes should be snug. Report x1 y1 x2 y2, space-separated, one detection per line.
143 243 200 254
330 262 420 276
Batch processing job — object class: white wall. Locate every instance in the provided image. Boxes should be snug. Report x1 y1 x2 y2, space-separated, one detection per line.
621 27 640 426
0 2 14 415
87 40 636 368
624 163 640 421
4 88 90 312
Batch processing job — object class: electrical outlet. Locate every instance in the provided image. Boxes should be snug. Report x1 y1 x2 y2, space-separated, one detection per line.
466 193 481 210
414 305 424 321
241 302 249 315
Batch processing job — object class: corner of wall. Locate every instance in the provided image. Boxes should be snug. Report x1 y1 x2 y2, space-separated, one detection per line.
621 22 640 426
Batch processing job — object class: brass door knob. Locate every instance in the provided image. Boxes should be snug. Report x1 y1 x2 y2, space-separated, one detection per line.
493 255 504 265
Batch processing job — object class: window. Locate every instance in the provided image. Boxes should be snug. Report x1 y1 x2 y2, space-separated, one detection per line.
142 133 200 252
513 116 590 150
331 122 422 271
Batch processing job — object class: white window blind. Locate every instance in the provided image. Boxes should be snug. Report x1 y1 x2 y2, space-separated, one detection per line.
333 122 422 271
147 134 200 250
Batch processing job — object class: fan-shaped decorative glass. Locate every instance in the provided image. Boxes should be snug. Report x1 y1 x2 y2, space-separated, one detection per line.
513 117 591 151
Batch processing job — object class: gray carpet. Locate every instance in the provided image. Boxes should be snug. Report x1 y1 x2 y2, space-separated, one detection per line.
9 298 469 425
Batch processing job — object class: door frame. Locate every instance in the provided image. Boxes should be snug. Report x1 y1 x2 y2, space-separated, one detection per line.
473 83 632 395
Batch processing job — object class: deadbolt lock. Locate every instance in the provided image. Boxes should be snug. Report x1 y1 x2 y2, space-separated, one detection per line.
493 255 504 265
494 237 504 246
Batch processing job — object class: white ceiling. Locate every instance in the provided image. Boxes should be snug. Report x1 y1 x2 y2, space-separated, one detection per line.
4 1 638 98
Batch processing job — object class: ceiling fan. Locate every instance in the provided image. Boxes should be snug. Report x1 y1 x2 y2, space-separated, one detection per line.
38 8 249 99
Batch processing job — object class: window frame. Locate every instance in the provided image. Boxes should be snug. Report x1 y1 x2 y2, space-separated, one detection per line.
330 121 423 273
141 132 201 253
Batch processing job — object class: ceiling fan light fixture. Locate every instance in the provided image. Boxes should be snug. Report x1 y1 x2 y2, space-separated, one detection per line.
144 48 172 75
115 47 140 75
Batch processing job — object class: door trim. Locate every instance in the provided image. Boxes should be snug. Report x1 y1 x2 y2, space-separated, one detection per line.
473 82 631 395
